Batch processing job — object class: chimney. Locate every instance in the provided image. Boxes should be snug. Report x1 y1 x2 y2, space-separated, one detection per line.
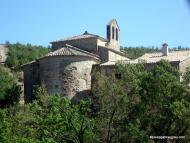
162 43 169 56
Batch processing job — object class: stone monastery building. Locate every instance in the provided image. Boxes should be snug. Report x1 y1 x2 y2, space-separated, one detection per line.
23 19 129 102
22 19 190 102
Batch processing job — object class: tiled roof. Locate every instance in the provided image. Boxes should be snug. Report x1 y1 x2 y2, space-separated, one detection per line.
100 50 190 66
100 61 117 66
137 50 190 63
46 46 73 56
21 44 99 67
100 60 137 66
51 32 107 43
45 44 99 59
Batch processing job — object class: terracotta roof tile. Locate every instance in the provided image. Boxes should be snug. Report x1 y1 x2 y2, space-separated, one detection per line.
138 50 190 63
45 44 99 59
51 32 107 43
21 44 100 67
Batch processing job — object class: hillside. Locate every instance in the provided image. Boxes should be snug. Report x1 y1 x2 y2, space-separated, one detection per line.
5 42 51 70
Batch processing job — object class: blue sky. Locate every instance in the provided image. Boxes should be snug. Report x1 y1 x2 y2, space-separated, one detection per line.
0 0 190 48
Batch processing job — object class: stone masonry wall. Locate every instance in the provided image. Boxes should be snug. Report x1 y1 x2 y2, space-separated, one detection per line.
0 44 8 64
23 62 40 102
108 50 128 61
179 58 190 81
107 21 120 51
38 56 96 101
52 38 98 54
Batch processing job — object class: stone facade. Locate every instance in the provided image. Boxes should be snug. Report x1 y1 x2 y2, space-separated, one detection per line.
22 19 190 103
51 37 99 54
51 19 128 63
22 19 130 102
106 19 120 51
179 57 190 80
23 55 97 103
0 44 8 64
98 45 190 82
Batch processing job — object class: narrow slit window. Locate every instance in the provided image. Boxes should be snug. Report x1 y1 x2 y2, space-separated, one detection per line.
107 25 110 40
112 26 114 39
116 28 118 41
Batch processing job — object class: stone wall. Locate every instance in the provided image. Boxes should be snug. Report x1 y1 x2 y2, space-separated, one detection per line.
179 58 190 81
23 56 97 102
143 61 179 71
107 20 120 51
97 39 107 47
98 46 109 62
23 61 40 102
179 58 190 73
98 46 128 62
96 61 180 80
52 37 98 54
98 65 116 76
0 44 8 64
108 50 128 61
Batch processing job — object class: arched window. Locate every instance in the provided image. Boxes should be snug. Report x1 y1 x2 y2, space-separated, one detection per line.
116 28 118 41
112 26 114 39
107 25 110 40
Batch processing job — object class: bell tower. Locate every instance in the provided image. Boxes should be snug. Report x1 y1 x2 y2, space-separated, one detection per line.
107 19 120 51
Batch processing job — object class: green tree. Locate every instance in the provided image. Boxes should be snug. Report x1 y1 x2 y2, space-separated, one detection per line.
122 60 190 142
0 65 21 107
0 86 97 143
92 60 190 142
123 46 160 59
140 61 190 142
5 42 50 70
92 63 145 142
182 67 190 85
0 109 11 143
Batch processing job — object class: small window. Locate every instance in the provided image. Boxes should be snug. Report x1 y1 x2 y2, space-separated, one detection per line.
116 28 118 41
112 26 114 39
115 73 122 79
107 25 110 40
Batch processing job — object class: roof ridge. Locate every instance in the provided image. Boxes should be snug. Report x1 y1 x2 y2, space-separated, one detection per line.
50 32 107 43
45 46 73 57
45 44 100 60
65 44 100 58
137 50 190 63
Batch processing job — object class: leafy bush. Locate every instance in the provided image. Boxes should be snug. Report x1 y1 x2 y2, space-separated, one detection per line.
1 61 190 142
0 85 97 143
0 65 21 107
92 60 190 142
123 46 160 59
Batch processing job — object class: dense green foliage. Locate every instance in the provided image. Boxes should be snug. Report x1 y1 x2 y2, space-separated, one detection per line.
0 65 21 107
92 60 190 142
182 67 190 85
0 86 96 143
1 60 190 142
123 46 160 59
5 43 50 70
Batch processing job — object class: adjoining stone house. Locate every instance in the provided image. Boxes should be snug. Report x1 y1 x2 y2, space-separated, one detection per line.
138 43 190 75
99 43 190 80
0 44 9 64
22 19 129 102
